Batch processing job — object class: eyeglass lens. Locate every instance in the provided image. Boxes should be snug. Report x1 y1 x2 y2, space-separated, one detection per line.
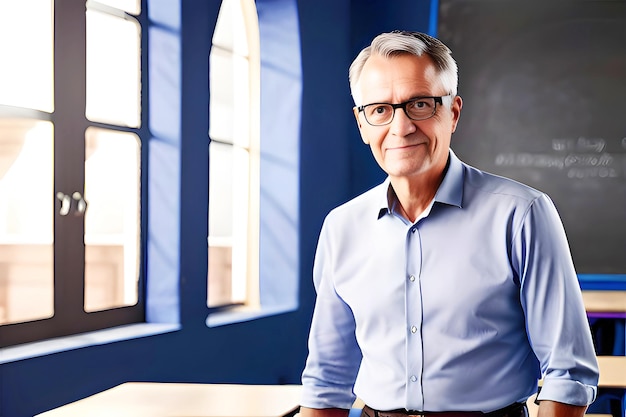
363 98 437 125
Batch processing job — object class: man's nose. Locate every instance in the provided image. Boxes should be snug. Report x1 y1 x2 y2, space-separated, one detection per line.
389 107 417 135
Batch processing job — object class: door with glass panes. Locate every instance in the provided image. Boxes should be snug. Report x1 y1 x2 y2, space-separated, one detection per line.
0 0 143 347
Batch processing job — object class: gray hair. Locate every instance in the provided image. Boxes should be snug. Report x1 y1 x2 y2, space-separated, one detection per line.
349 30 458 105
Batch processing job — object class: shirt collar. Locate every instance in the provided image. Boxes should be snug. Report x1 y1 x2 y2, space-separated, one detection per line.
376 149 464 219
435 149 464 208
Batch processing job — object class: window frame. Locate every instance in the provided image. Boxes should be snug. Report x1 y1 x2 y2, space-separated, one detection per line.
207 0 260 310
0 0 146 348
206 0 302 326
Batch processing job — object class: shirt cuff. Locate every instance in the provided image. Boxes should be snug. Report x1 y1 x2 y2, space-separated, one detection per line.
537 378 597 406
300 384 356 410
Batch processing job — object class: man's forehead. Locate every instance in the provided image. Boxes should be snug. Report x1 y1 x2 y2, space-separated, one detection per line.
358 54 441 99
364 53 437 75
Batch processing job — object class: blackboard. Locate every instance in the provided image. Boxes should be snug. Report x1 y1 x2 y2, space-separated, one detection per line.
438 1 626 274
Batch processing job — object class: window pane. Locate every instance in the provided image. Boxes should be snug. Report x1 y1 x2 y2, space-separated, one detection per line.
209 141 234 238
84 127 140 312
209 49 250 147
208 141 249 306
91 0 140 15
0 0 54 112
86 9 141 127
208 244 233 307
0 120 54 324
209 48 235 144
212 0 249 57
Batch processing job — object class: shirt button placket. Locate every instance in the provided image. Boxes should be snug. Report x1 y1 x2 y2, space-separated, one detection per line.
405 224 424 410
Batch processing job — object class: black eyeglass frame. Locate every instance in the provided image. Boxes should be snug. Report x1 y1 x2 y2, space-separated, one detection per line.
356 95 451 126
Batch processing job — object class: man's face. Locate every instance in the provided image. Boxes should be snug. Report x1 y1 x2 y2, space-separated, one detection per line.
354 53 462 182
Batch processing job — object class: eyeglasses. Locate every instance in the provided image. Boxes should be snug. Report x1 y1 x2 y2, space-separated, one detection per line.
356 95 451 126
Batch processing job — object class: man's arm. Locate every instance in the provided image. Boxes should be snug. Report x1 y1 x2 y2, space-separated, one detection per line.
298 407 350 417
300 219 362 412
516 194 599 408
536 400 586 417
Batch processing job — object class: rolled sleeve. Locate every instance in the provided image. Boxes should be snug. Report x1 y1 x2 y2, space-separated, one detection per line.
516 194 599 406
301 218 362 409
538 377 597 406
300 380 357 410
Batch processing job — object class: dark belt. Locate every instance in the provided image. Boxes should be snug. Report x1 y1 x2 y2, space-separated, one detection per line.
361 402 526 417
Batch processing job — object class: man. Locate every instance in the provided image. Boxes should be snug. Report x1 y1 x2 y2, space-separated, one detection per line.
300 31 599 417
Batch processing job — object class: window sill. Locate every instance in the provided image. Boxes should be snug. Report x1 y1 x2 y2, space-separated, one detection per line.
206 303 297 327
0 322 180 364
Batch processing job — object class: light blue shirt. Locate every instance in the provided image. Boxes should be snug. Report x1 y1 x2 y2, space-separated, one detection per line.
301 150 598 413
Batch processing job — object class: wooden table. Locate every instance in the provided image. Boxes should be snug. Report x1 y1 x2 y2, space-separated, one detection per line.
596 356 626 417
596 356 626 389
35 383 302 417
34 355 626 417
583 291 626 319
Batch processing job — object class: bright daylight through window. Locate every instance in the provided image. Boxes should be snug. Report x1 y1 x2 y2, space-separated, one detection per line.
0 0 143 346
208 0 260 310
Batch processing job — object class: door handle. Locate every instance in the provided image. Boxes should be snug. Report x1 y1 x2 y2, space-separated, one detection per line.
56 192 88 216
72 192 88 215
57 192 71 216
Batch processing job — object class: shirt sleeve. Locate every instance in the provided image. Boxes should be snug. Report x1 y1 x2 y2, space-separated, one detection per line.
301 217 362 409
514 194 599 406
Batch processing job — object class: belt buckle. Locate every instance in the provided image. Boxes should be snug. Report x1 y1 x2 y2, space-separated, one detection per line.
407 413 425 417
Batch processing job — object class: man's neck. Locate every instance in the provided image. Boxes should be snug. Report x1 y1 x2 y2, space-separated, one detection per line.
389 169 445 223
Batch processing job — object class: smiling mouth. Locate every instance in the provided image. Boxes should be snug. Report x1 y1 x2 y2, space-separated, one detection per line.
387 143 425 151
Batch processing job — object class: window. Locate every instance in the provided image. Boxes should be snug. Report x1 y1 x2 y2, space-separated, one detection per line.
206 0 302 324
0 0 144 347
208 0 260 309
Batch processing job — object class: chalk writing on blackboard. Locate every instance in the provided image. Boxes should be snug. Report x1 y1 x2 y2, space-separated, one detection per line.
438 0 626 275
494 137 624 180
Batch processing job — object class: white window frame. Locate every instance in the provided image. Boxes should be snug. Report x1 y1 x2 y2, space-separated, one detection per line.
208 0 260 309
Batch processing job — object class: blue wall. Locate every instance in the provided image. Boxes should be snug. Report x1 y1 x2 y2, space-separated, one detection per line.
0 1 434 416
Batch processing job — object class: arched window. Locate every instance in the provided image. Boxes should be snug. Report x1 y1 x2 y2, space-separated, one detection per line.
208 0 260 308
207 0 301 322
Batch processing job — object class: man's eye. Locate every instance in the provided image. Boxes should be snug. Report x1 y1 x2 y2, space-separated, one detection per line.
411 100 430 109
373 106 389 114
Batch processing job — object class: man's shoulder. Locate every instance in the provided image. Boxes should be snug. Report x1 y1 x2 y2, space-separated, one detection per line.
326 181 387 221
462 163 545 203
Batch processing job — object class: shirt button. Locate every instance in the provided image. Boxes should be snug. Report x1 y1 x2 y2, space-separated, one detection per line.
409 275 416 282
411 228 417 233
410 326 417 334
410 375 417 382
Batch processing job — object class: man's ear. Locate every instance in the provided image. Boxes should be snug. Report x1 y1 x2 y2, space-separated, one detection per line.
450 95 463 133
353 107 370 145
353 107 363 129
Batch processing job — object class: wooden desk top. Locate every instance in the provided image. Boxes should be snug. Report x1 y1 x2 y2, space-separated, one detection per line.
36 357 626 417
597 355 626 388
583 290 626 315
35 383 302 417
